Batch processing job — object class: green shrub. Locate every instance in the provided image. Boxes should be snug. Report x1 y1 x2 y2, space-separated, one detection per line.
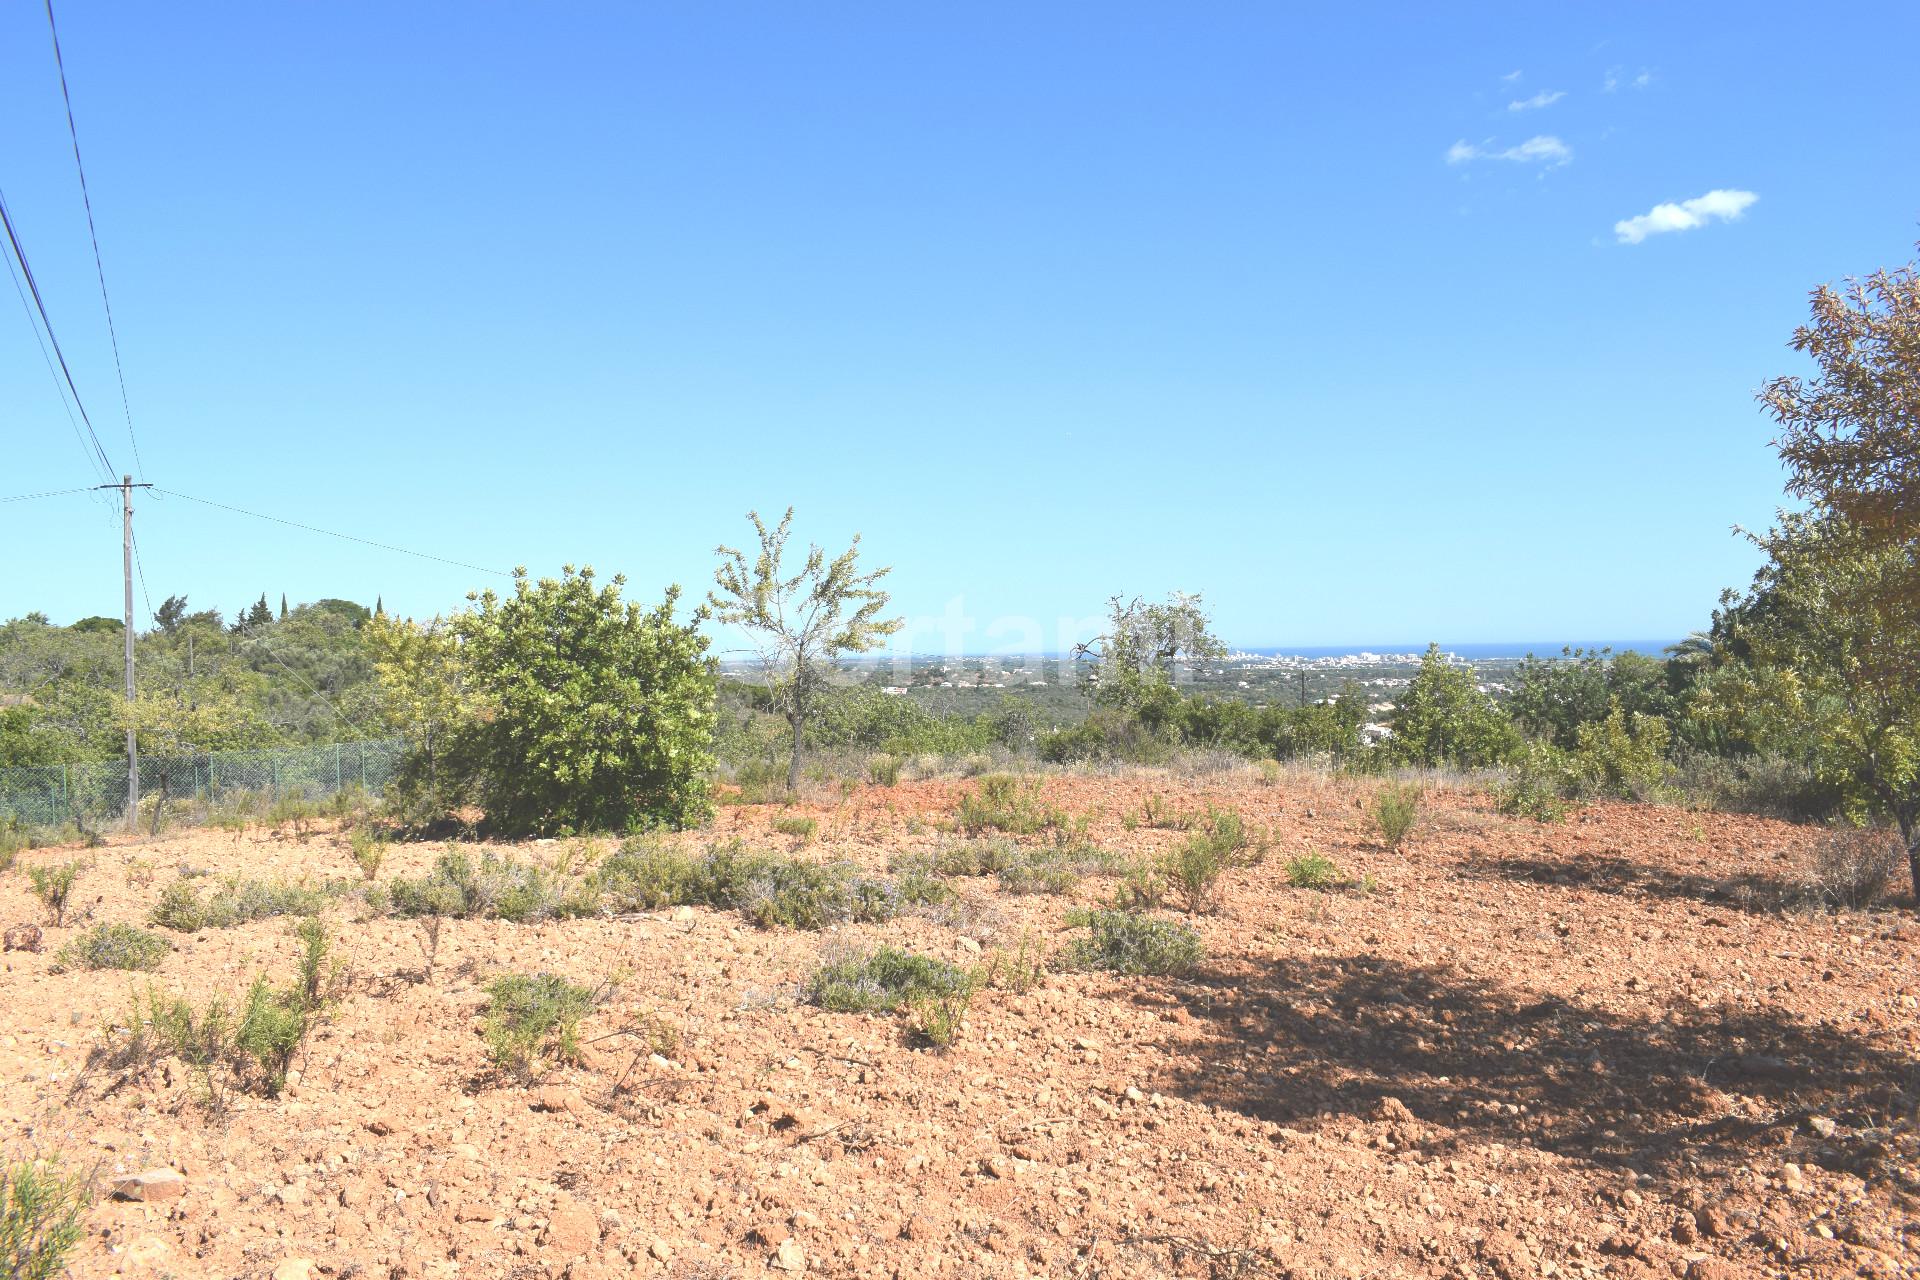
771 816 818 842
997 851 1081 896
54 922 168 972
1497 742 1574 822
1058 909 1203 976
955 774 1065 836
867 753 901 787
0 820 25 872
1284 852 1343 890
592 839 921 929
1256 759 1283 786
125 919 332 1104
482 972 597 1075
1110 860 1166 910
987 931 1047 994
1568 704 1670 801
1159 807 1264 913
0 1157 89 1280
417 567 716 835
808 947 972 1014
386 850 588 923
25 862 80 927
909 968 983 1048
735 860 899 930
150 875 341 932
1369 783 1422 851
349 827 386 881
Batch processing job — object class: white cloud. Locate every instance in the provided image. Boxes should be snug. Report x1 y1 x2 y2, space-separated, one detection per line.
1501 69 1523 83
1612 189 1758 244
1446 135 1572 167
1603 66 1652 93
1508 90 1565 112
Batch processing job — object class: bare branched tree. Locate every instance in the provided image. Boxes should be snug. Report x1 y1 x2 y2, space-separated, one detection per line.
709 509 903 791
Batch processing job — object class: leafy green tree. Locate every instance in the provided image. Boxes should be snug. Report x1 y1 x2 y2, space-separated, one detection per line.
709 509 902 791
1692 514 1920 901
452 566 716 833
365 613 477 810
1764 244 1920 566
156 595 191 632
1387 644 1521 768
1511 647 1672 750
1076 592 1226 717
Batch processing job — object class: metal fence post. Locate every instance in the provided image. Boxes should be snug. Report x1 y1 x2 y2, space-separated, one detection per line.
335 744 343 793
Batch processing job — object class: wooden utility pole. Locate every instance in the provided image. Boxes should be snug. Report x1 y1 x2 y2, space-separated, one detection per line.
102 475 153 833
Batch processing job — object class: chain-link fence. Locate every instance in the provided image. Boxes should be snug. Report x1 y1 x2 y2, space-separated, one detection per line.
0 739 407 828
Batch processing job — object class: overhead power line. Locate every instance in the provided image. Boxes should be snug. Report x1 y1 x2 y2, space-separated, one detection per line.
0 485 94 503
42 0 143 479
153 487 512 578
2 222 108 484
0 184 115 480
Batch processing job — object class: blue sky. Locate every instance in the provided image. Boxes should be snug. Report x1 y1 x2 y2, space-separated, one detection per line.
3 3 1917 653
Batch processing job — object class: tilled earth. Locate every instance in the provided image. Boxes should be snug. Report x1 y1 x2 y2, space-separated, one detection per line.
2 768 1916 1280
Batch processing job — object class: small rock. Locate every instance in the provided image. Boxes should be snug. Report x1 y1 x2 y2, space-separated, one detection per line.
543 1198 600 1255
1807 1116 1837 1139
771 1239 807 1271
981 1155 1013 1179
272 1260 317 1280
110 1169 186 1202
648 1238 673 1263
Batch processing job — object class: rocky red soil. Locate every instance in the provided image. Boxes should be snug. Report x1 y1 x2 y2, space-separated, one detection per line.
3 767 1915 1279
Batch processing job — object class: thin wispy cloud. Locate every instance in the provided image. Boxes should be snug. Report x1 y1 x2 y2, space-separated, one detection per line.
1507 90 1565 112
1603 66 1653 93
1446 135 1572 167
1501 69 1523 83
1613 189 1757 244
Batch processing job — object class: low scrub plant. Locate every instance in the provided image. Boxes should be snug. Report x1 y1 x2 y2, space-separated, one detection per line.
1284 851 1343 890
1110 860 1167 910
117 919 333 1104
1159 807 1266 913
593 838 942 929
1369 783 1422 851
348 827 387 881
26 862 80 927
955 774 1066 836
1058 909 1203 977
54 922 168 972
867 753 902 787
771 816 818 842
1497 743 1574 823
808 947 972 1014
986 931 1047 994
0 819 26 872
150 875 343 932
0 1156 89 1280
386 850 593 923
267 795 322 840
1794 827 1902 911
997 850 1081 896
482 971 598 1076
909 967 984 1049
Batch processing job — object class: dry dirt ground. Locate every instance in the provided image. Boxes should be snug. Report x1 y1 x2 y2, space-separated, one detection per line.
3 769 1916 1280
